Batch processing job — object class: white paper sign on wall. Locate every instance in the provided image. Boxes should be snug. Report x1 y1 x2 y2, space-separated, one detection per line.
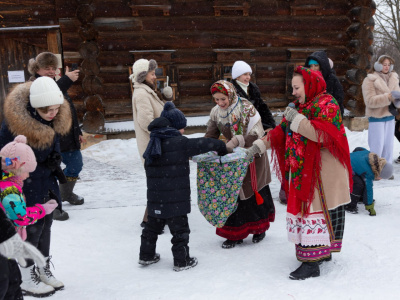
8 71 25 83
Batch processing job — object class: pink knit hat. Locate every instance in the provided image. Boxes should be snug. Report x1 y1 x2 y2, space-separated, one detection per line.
0 135 37 173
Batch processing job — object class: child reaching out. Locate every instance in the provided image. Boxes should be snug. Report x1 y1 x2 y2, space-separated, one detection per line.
139 102 229 271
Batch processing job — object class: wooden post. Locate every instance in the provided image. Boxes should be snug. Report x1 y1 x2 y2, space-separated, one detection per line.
46 29 61 54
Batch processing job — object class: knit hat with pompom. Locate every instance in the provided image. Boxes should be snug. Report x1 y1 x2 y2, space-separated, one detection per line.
0 135 37 173
161 102 187 130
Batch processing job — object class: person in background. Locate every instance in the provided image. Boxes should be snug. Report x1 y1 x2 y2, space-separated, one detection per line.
230 61 276 131
246 66 352 280
0 77 71 296
28 52 84 221
346 147 393 215
362 55 400 176
130 58 173 229
205 80 275 249
140 102 228 271
305 51 344 116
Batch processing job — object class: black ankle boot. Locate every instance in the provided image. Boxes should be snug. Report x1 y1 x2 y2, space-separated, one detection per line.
252 232 266 243
289 262 320 280
222 239 243 249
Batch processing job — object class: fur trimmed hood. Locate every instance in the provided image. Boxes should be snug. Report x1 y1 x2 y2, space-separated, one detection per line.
4 81 72 150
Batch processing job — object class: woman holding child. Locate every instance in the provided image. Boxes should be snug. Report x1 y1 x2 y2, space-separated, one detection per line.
246 66 352 280
205 80 275 249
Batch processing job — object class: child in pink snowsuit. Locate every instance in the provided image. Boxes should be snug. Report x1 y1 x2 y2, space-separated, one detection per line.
0 135 58 237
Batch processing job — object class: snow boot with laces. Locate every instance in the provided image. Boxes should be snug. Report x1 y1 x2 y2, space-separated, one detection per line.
37 256 64 291
60 177 84 205
173 257 198 272
20 265 55 297
289 262 320 280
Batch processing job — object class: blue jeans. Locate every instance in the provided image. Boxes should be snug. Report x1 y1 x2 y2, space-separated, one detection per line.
61 150 83 177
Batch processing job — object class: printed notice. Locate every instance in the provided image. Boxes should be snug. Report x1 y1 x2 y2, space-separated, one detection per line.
8 71 25 83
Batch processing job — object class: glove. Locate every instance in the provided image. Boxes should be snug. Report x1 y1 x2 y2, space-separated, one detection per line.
42 200 58 215
391 91 400 108
226 136 240 149
0 234 46 267
284 106 299 122
244 144 261 161
162 86 173 100
45 151 62 172
365 202 376 216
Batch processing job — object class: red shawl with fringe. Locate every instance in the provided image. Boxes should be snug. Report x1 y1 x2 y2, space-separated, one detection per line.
268 66 352 215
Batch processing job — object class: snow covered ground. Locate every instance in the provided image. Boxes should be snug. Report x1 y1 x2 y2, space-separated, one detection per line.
45 129 400 300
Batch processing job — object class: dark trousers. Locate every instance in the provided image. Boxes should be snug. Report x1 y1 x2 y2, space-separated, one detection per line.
140 215 191 267
61 150 83 178
348 174 368 208
25 213 53 267
0 257 23 300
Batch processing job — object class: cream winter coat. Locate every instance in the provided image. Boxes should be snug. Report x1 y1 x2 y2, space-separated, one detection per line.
132 82 165 163
362 71 400 118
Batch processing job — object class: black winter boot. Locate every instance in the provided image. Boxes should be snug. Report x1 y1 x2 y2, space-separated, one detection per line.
138 253 160 266
289 262 320 280
60 177 84 205
222 239 243 249
53 208 69 221
252 232 266 243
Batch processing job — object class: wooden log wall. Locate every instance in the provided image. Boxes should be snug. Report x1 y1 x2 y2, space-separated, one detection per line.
1 0 375 129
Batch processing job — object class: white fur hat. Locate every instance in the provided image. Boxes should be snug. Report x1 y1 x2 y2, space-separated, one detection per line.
232 61 252 79
29 77 64 108
130 59 158 83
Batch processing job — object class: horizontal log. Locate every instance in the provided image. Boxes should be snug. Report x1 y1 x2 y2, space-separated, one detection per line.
346 68 367 85
347 7 373 23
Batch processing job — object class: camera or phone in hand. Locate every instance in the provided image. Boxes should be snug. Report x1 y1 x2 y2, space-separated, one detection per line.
71 63 78 71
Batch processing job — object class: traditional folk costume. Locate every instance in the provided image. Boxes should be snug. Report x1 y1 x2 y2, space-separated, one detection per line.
267 67 352 262
205 81 275 245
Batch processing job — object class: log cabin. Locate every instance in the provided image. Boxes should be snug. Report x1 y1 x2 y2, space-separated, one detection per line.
0 0 376 133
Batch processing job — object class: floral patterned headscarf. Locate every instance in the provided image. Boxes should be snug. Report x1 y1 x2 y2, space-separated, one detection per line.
268 66 352 215
210 80 260 137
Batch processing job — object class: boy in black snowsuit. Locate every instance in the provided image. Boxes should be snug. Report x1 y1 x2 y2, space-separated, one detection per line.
139 102 228 271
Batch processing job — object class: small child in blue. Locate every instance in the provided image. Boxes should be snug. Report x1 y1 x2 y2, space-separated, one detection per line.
139 102 228 271
345 147 393 215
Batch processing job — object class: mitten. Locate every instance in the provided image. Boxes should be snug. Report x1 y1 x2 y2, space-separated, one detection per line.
0 234 46 267
284 106 299 122
391 91 400 108
226 136 240 149
244 144 261 161
365 202 376 216
42 200 58 215
162 86 173 100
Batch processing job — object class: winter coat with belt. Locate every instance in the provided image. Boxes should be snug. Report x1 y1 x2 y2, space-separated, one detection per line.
132 82 165 164
145 117 227 219
362 71 400 119
0 81 71 207
30 74 82 152
305 51 345 115
231 79 276 130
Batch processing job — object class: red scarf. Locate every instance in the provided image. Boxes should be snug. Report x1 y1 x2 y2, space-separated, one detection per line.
268 66 352 215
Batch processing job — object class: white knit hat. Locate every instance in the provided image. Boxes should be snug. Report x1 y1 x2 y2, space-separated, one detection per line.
130 59 158 83
29 77 64 108
232 61 252 79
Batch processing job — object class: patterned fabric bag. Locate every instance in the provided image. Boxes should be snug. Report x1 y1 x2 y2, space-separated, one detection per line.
193 148 250 228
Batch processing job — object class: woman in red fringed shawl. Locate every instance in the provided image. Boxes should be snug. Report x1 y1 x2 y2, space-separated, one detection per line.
205 80 276 249
246 66 352 280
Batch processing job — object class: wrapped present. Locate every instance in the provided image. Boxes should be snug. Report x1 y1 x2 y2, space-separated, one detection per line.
193 148 251 228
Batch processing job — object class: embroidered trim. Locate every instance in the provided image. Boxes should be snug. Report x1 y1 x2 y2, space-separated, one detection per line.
286 212 331 247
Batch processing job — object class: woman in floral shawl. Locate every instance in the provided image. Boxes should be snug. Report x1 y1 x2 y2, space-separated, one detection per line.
246 66 352 280
205 80 275 249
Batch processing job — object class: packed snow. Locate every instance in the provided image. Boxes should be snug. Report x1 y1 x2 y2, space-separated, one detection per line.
45 128 400 300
